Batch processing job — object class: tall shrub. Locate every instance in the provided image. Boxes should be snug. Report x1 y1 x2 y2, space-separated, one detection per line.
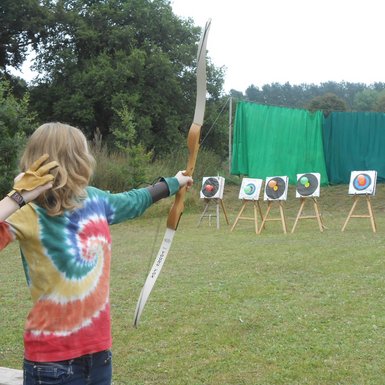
0 79 36 195
91 106 153 192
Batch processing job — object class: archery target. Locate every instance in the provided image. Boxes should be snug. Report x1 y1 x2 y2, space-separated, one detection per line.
200 176 225 199
348 171 377 195
296 173 321 198
264 176 289 201
238 178 263 200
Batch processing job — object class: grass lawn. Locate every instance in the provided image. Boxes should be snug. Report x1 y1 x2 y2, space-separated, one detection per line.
1 184 385 384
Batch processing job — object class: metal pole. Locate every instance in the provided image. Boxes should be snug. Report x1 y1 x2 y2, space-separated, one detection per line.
228 97 232 174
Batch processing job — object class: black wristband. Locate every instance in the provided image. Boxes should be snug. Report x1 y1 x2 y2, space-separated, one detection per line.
7 190 26 208
147 181 170 203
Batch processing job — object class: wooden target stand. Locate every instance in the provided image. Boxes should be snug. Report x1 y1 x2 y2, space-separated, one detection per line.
291 197 326 233
230 199 265 234
258 201 288 234
197 198 230 229
341 194 377 233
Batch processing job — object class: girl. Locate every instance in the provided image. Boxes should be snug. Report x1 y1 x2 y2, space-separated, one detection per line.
0 122 193 385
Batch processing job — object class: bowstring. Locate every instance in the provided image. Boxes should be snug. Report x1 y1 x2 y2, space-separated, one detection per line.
139 96 231 284
141 177 166 277
199 97 230 147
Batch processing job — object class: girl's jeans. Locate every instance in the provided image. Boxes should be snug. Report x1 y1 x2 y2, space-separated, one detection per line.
23 349 112 385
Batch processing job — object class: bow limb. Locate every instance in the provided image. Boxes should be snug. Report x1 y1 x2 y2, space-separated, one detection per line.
133 20 211 327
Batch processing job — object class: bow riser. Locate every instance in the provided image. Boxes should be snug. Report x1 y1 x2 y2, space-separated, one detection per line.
167 122 201 230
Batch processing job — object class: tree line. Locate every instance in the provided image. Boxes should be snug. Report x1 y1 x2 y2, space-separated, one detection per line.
230 81 385 115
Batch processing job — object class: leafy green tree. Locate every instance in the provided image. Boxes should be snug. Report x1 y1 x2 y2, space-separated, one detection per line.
229 89 244 100
352 89 379 111
371 82 385 92
0 79 36 195
374 90 385 112
306 92 348 116
112 104 152 186
245 85 264 104
0 0 50 72
28 0 224 157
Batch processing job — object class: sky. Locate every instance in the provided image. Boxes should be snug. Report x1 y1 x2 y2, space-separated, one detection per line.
13 0 385 93
171 0 385 92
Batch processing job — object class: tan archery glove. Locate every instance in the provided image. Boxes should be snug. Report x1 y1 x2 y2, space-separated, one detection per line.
13 154 59 192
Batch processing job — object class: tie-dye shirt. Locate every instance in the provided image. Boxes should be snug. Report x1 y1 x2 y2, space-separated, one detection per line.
0 180 178 362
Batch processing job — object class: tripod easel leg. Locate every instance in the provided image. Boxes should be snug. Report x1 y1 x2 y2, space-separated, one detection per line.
230 202 246 232
279 202 287 234
257 201 265 230
342 196 358 231
216 199 220 229
291 198 306 233
197 201 210 227
366 195 377 233
220 199 230 225
258 202 272 234
313 198 325 232
253 201 258 234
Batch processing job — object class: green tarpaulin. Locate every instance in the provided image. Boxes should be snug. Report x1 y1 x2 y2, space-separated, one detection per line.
323 111 385 184
231 101 329 185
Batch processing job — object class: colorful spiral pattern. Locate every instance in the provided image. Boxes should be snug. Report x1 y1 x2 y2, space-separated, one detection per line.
27 200 112 335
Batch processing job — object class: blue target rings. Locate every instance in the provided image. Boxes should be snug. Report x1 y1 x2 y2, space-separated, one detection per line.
353 173 371 191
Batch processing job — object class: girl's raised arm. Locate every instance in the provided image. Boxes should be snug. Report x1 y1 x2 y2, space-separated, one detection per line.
0 154 58 221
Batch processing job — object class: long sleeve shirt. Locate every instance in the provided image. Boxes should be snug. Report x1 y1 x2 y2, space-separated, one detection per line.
0 179 179 362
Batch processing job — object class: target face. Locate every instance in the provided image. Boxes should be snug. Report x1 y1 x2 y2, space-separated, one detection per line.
348 171 377 195
200 176 225 199
296 173 320 198
264 176 289 201
238 178 263 200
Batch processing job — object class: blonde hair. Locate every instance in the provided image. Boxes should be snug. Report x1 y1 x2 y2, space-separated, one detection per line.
20 122 96 216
